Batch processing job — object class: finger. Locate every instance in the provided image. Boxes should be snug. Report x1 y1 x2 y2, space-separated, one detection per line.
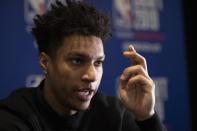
126 75 154 92
123 45 148 72
128 44 137 53
120 65 149 82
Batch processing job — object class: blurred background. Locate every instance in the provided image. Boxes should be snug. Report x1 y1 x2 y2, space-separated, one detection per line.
0 0 196 131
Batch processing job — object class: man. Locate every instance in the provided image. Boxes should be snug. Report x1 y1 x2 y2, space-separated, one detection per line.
0 0 167 131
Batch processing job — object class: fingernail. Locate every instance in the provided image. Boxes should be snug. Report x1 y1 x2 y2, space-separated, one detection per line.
129 44 136 52
120 75 125 80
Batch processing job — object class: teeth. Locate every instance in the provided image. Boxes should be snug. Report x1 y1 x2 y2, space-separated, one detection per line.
80 91 89 96
84 91 89 95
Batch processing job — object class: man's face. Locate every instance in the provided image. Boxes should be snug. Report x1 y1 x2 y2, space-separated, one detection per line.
43 35 104 114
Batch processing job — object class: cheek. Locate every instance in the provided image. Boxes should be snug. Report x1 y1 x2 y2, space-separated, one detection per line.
57 64 75 78
50 66 75 89
96 69 103 82
99 70 103 80
99 67 103 76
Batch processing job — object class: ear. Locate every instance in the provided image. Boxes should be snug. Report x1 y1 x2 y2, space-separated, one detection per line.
39 52 50 72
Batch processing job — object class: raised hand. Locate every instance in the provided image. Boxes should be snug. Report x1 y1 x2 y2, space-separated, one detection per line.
119 44 155 121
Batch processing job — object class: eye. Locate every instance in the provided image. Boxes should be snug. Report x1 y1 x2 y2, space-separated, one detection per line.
94 60 104 67
71 58 82 65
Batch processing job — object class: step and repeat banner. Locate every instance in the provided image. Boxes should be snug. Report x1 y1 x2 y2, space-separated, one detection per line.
0 0 191 131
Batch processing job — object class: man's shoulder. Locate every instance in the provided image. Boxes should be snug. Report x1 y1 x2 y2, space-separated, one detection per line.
0 87 38 116
0 88 42 131
0 87 37 103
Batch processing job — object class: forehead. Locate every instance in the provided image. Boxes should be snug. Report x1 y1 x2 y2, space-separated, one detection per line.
57 35 104 58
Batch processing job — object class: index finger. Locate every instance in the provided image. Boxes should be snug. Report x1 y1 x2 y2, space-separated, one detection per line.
123 44 148 72
128 44 136 52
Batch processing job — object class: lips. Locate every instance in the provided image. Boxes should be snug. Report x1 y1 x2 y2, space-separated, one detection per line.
76 89 94 102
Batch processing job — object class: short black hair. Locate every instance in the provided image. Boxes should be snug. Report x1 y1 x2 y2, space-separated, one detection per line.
32 0 111 57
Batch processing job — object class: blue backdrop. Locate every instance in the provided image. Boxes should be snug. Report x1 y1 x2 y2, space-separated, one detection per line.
0 0 191 131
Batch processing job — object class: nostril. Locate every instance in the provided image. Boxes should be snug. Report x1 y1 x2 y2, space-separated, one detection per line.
81 73 96 82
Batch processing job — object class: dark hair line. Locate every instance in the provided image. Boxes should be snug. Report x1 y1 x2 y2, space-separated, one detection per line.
32 0 111 57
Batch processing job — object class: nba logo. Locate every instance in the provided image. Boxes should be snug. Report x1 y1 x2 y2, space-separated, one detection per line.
24 0 83 33
113 0 134 29
24 0 49 32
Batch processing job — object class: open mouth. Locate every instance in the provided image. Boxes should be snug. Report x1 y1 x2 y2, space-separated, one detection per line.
76 89 94 102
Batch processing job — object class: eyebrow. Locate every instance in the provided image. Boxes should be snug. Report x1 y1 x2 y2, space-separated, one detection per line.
67 52 105 60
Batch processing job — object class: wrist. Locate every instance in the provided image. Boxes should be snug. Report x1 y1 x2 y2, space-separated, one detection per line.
135 110 155 121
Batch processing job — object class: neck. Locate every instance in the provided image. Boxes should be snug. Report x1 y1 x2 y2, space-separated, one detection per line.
43 80 77 116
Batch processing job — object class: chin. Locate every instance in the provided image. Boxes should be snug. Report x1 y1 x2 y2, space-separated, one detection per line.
80 101 91 110
75 101 91 111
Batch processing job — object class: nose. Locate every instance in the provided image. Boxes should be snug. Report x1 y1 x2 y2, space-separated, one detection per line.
81 64 97 82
